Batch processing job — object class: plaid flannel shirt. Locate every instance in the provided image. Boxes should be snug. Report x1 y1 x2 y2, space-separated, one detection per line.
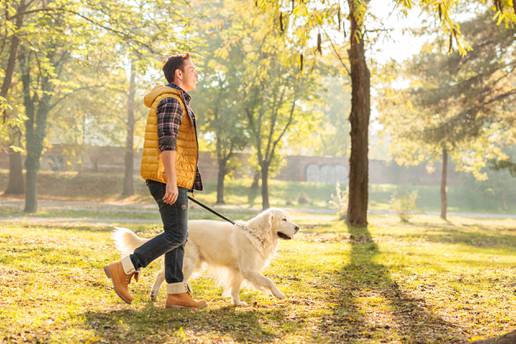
157 83 203 192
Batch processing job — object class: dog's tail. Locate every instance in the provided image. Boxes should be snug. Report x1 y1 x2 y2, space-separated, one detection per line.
112 227 148 257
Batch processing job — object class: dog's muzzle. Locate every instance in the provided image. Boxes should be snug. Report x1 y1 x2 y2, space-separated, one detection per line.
278 232 292 240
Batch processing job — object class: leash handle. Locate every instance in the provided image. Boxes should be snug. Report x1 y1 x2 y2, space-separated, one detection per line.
187 195 235 225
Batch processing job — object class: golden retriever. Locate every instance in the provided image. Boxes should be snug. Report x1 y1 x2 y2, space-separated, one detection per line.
112 207 299 306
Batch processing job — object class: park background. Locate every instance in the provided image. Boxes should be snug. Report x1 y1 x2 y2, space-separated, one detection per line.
0 0 515 343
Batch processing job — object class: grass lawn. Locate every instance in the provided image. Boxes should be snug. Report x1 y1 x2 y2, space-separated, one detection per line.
0 211 514 343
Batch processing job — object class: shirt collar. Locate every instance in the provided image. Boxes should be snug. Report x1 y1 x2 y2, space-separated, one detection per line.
168 82 191 103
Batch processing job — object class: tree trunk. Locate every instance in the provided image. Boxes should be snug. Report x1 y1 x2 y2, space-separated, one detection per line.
1 1 25 122
20 50 36 212
2 2 26 195
346 0 371 227
24 95 50 213
24 155 38 213
260 161 270 210
20 48 53 213
4 128 24 195
122 60 136 197
248 169 260 207
440 146 448 220
216 158 227 204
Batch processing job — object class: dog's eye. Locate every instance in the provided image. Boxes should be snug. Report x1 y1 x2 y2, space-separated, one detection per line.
282 218 287 221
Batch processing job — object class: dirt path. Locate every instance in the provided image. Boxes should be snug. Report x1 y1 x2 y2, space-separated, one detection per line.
1 196 514 225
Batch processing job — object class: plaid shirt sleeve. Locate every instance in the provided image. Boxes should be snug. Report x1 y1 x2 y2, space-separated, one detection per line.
157 97 183 152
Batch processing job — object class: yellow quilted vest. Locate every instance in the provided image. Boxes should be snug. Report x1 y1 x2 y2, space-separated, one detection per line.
140 85 198 189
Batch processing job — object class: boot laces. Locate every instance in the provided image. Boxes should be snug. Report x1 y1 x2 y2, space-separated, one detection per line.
126 271 139 284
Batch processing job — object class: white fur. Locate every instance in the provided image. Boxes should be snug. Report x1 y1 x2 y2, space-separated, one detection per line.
112 207 299 306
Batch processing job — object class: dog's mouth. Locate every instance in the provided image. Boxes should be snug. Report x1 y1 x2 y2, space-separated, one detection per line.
277 232 292 240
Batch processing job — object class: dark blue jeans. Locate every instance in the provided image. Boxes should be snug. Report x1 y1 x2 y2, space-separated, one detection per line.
129 179 188 283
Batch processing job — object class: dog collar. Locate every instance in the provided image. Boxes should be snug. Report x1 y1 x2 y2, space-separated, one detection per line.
234 223 266 253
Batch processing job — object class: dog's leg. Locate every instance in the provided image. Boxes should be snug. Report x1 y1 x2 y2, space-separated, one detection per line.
182 257 195 280
150 269 165 301
241 271 285 300
230 273 246 306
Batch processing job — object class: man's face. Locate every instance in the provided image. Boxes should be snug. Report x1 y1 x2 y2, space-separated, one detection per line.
176 58 198 92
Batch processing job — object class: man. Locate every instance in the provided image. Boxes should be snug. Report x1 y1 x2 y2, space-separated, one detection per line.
103 53 207 309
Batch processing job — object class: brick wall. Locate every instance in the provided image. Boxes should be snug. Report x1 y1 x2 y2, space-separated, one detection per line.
0 144 460 185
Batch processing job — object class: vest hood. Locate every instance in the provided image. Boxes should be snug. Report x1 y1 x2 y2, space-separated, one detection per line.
143 85 182 108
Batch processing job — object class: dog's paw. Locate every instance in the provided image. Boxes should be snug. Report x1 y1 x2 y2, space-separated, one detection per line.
273 289 285 299
150 292 158 302
233 300 248 307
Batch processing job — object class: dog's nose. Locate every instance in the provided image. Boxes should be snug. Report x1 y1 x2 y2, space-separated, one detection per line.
294 225 299 232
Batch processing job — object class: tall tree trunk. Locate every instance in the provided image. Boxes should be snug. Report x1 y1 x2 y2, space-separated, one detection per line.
251 170 260 191
20 48 53 213
20 50 36 212
260 160 270 210
216 158 227 205
440 146 448 220
24 94 50 213
2 1 26 195
0 1 25 121
4 128 24 195
346 0 371 227
248 169 260 207
24 155 38 212
122 60 136 197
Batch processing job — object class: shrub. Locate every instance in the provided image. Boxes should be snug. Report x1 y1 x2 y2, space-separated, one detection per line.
329 181 348 220
390 190 418 223
297 192 310 205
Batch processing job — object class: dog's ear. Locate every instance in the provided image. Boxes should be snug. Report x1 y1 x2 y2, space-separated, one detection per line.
263 211 273 231
249 210 273 232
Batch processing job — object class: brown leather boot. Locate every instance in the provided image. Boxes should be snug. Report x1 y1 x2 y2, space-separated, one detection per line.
103 261 137 304
165 292 208 310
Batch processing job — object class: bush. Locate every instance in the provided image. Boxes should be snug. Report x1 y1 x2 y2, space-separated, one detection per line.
329 181 348 220
297 192 310 205
390 190 418 223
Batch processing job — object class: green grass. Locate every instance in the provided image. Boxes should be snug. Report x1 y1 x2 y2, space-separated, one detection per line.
0 206 260 222
0 212 514 343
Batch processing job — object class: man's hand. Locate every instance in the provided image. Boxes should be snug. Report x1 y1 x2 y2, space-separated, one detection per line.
163 182 179 205
160 150 178 204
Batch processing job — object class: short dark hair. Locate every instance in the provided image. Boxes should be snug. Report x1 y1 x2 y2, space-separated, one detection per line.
162 53 190 83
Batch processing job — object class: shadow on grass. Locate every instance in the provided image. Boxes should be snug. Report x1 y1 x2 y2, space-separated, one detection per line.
319 224 467 343
420 229 516 250
400 221 516 251
471 330 516 344
84 302 288 343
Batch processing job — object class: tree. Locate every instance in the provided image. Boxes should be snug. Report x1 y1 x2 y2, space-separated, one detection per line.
259 0 516 226
189 0 249 204
119 0 193 197
379 11 515 220
3 0 194 210
236 5 319 209
193 0 320 209
1 0 32 195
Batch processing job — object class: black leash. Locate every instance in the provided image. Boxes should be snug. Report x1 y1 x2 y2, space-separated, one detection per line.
187 195 235 225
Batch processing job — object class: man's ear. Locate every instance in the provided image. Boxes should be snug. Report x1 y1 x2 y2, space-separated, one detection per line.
175 68 183 82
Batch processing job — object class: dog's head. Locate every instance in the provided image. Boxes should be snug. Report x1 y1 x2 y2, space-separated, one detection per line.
252 208 299 240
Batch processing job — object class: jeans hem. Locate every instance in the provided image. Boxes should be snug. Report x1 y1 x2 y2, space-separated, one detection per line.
167 282 191 294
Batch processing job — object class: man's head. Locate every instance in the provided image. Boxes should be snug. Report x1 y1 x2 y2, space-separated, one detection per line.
162 53 198 92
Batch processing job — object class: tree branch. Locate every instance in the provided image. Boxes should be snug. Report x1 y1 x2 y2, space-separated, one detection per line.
48 84 108 111
323 29 351 77
271 92 297 159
